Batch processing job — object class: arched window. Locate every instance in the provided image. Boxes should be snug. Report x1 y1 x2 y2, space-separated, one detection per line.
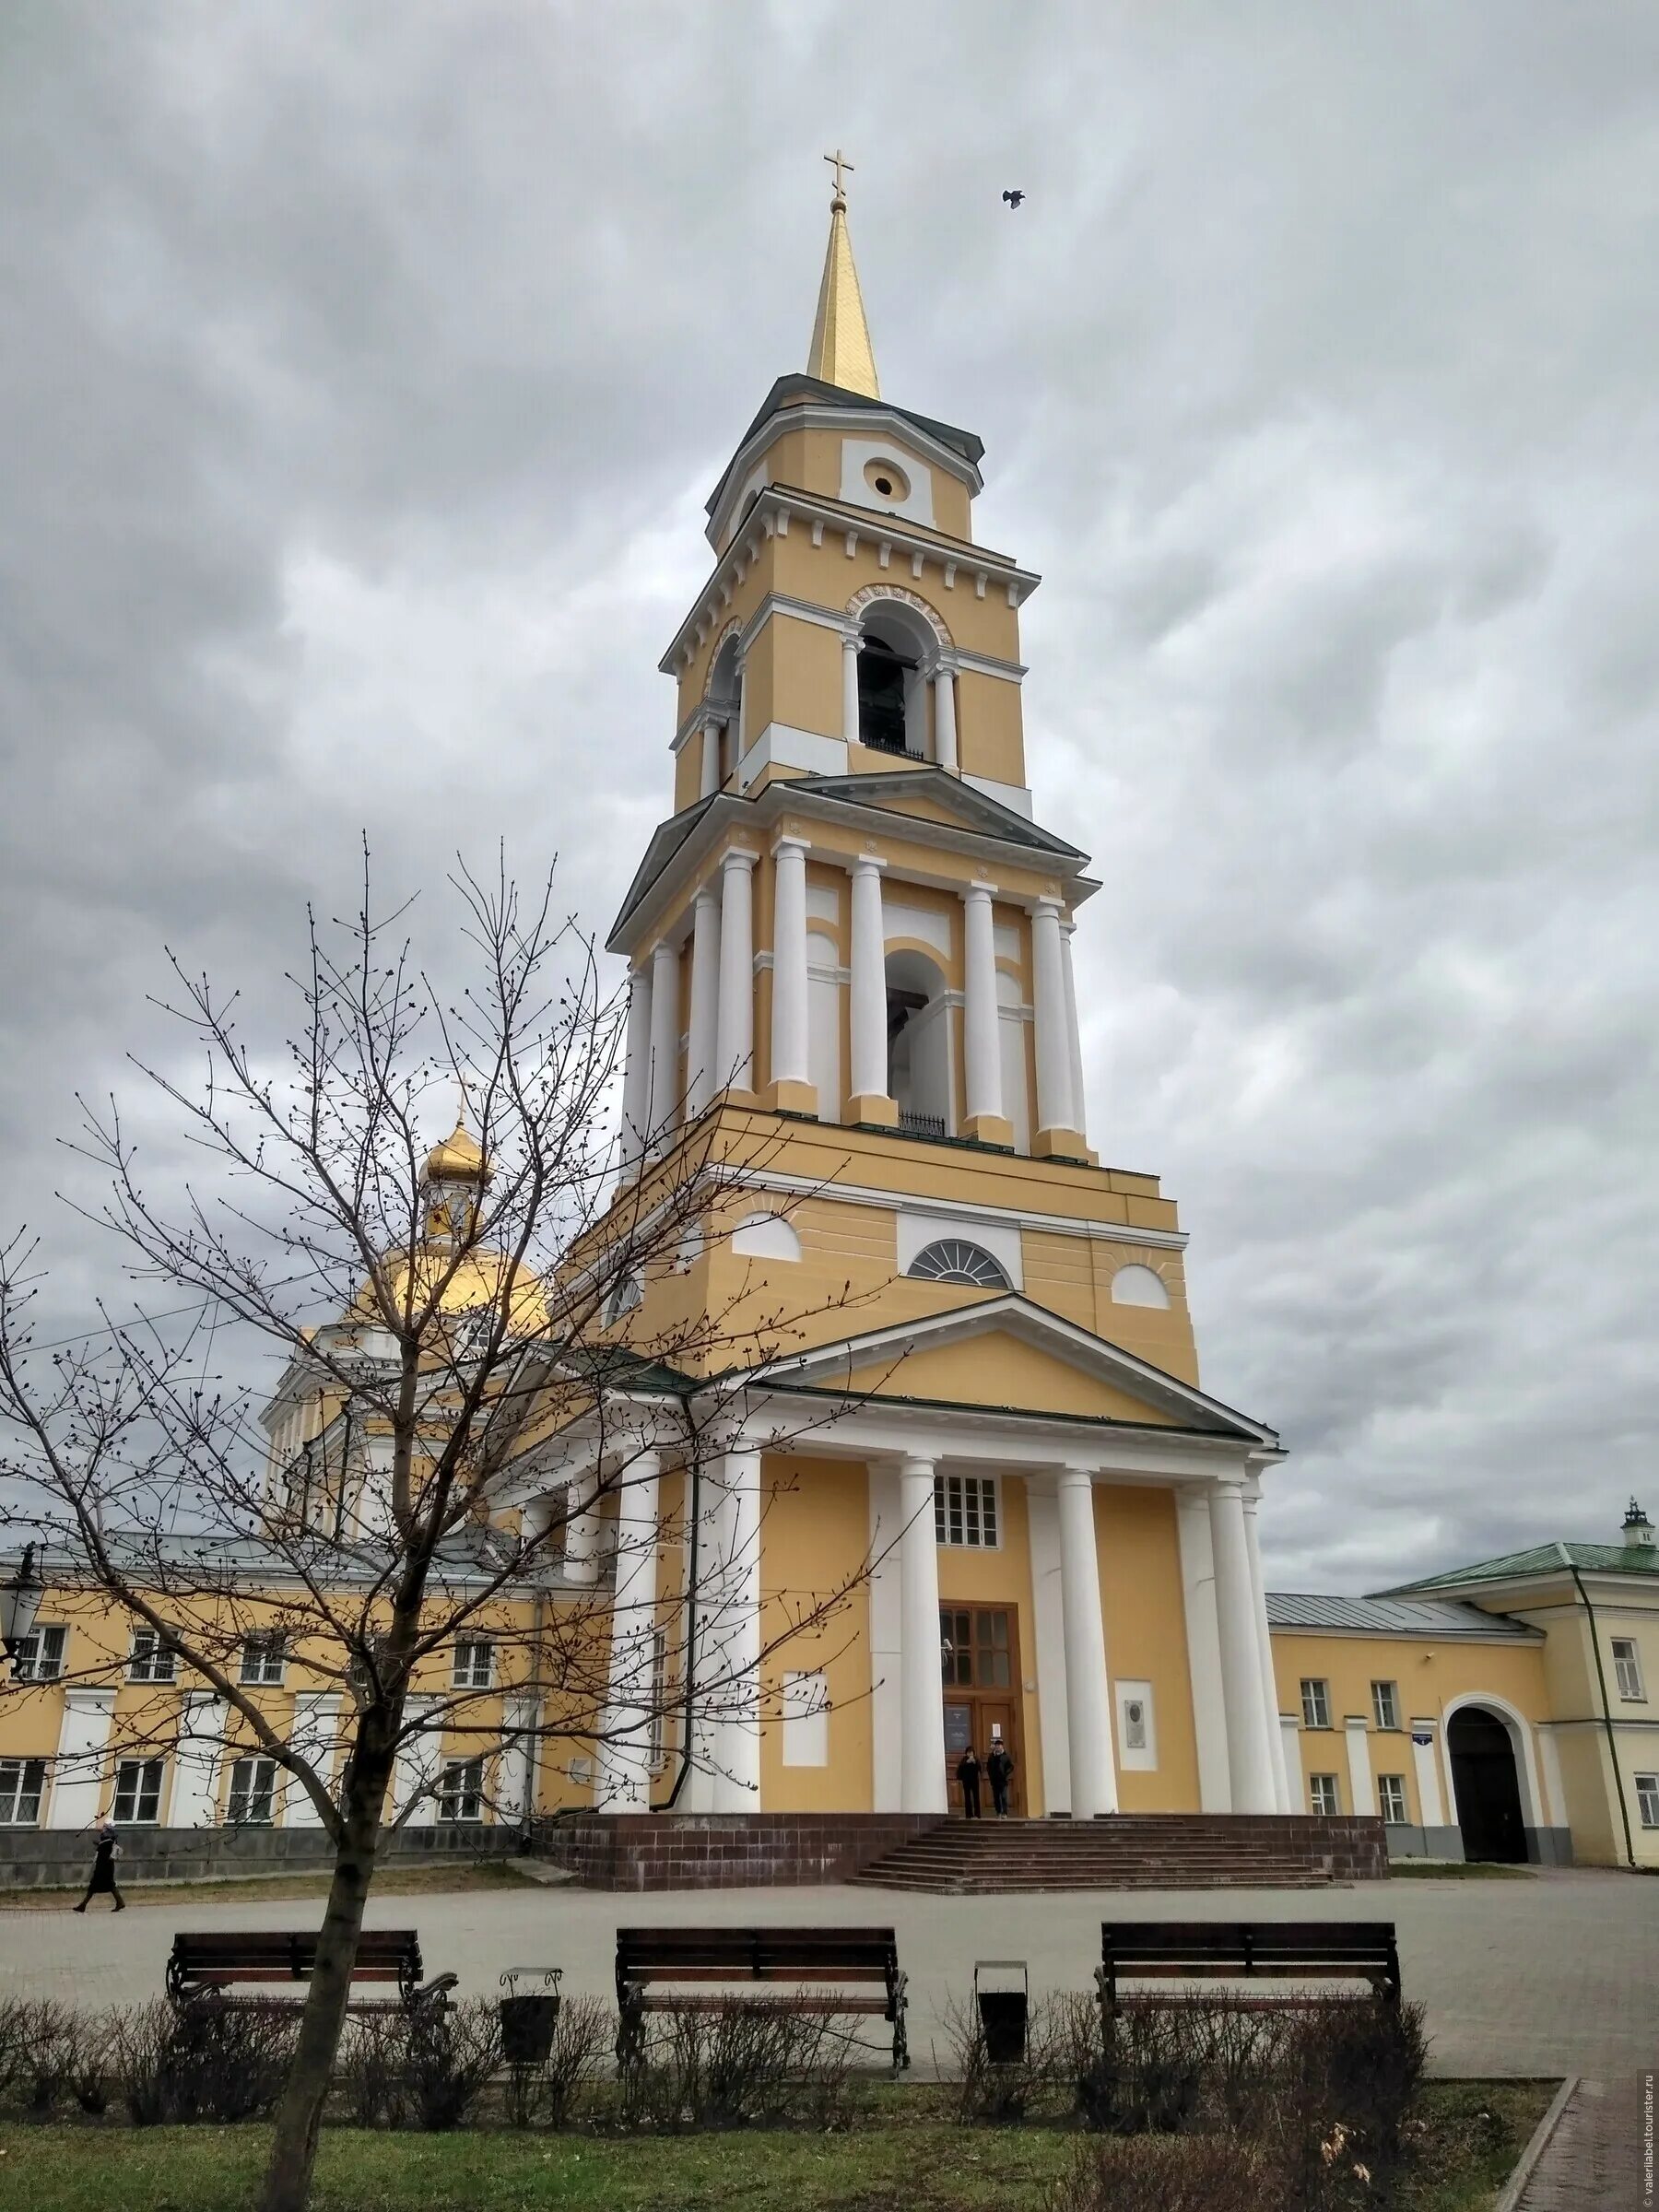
1111 1264 1171 1310
857 630 914 754
707 635 743 785
731 1211 802 1262
886 947 950 1136
605 1271 642 1324
906 1239 1010 1289
853 601 937 759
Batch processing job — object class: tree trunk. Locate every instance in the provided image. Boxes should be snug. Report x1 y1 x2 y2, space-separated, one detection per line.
257 1811 382 2212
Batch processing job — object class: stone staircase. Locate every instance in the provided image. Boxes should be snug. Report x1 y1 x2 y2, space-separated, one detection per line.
849 1814 1387 1894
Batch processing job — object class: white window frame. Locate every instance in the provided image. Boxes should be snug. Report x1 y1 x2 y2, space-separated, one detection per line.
1611 1637 1645 1701
452 1638 495 1690
438 1756 485 1822
227 1754 278 1826
0 1758 48 1826
933 1472 1001 1550
782 1669 830 1768
127 1630 176 1684
1300 1678 1331 1730
112 1757 166 1825
11 1623 67 1682
1371 1679 1400 1731
239 1637 287 1687
1636 1773 1659 1830
1309 1772 1341 1817
1377 1773 1408 1825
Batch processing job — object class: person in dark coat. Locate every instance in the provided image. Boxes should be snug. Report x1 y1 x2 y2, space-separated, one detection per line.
73 1821 124 1912
985 1737 1015 1817
955 1745 982 1819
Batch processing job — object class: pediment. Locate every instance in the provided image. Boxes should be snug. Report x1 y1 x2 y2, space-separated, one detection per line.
804 770 1081 857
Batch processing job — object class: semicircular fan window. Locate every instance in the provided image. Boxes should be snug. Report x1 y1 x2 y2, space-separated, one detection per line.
905 1240 1010 1289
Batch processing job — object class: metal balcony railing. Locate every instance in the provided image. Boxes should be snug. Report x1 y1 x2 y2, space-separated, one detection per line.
898 1111 947 1139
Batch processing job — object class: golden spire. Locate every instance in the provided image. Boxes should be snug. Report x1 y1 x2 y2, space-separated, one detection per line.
807 149 879 399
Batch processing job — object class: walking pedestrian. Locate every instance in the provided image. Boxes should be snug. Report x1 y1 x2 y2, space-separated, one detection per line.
986 1735 1015 1818
73 1821 124 1912
955 1744 982 1819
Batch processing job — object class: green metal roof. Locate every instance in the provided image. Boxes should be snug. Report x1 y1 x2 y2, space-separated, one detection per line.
1382 1540 1659 1594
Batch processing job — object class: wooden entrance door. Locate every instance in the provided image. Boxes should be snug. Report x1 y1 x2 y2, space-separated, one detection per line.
940 1605 1023 1813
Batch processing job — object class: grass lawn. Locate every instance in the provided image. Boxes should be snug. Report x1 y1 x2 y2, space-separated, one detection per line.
0 2083 1555 2212
1389 1862 1535 1879
0 1861 543 1912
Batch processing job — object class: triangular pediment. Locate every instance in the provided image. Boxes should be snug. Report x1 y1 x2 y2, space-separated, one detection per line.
802 770 1081 857
758 1296 1277 1442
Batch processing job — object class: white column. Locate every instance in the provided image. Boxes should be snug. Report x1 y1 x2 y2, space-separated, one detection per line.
769 837 812 1095
1026 1483 1072 1813
716 849 756 1092
561 1477 603 1585
620 964 653 1167
1031 897 1077 1139
934 665 959 771
712 1447 762 1810
285 1693 342 1828
1174 1486 1232 1812
1061 922 1088 1145
735 659 749 759
1279 1715 1303 1810
898 1456 947 1814
647 937 680 1155
47 1687 116 1830
392 1694 441 1825
596 1449 661 1812
1409 1719 1446 1829
841 633 861 745
171 1691 229 1828
1208 1479 1278 1813
902 662 926 756
700 718 723 798
1057 1470 1119 1817
848 856 890 1105
1345 1715 1374 1817
866 1462 904 1811
497 1694 540 1827
678 1456 728 1813
686 883 723 1121
1242 1484 1293 1812
961 882 1005 1128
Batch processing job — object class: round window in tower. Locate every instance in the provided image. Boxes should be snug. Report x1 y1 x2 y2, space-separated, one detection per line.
864 457 910 502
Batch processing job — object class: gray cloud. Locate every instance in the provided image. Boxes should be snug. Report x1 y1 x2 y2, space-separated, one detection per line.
3 0 1655 1588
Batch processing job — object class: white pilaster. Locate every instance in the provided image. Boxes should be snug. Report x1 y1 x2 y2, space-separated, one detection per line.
1279 1714 1303 1809
934 665 959 772
866 1461 903 1811
1031 896 1077 1139
962 882 1005 1128
47 1687 116 1830
171 1691 229 1828
285 1693 342 1828
620 964 653 1167
1241 1484 1293 1812
1026 1483 1071 1814
647 938 680 1156
1061 921 1088 1145
1174 1486 1232 1811
898 1456 947 1814
848 856 890 1106
1209 1478 1278 1813
595 1449 662 1812
1409 1719 1445 1828
498 1694 540 1827
700 718 723 798
712 1446 762 1810
769 836 813 1096
392 1695 441 1825
1057 1470 1119 1817
716 848 756 1092
1345 1715 1374 1817
678 1456 728 1813
686 882 723 1120
735 658 749 757
841 633 861 745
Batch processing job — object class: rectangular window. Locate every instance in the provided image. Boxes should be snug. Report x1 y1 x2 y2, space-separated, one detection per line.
239 1638 286 1687
0 1758 48 1826
1309 1773 1341 1817
1300 1678 1331 1730
227 1755 277 1825
438 1757 484 1822
1636 1774 1659 1830
11 1624 67 1682
1371 1680 1400 1731
127 1630 176 1684
452 1638 494 1689
1611 1638 1645 1701
112 1758 166 1825
933 1474 999 1549
1377 1773 1408 1825
782 1670 830 1767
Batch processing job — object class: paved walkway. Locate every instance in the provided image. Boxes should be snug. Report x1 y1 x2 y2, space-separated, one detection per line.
1511 2077 1654 2212
2 1869 1653 2081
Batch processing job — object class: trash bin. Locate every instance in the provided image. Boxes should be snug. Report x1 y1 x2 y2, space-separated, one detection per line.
973 1959 1029 2065
499 1968 562 2066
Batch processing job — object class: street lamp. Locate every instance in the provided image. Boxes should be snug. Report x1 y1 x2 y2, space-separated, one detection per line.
1 1543 45 1664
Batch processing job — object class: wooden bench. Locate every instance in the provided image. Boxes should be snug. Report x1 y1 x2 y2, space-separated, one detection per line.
615 1925 910 2075
1098 1921 1402 2015
166 1929 457 2018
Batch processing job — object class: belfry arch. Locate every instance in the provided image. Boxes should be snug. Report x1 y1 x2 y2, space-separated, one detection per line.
846 585 956 765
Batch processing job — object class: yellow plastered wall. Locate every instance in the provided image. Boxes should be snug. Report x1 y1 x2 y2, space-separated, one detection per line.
1095 1484 1203 1813
758 1453 876 1811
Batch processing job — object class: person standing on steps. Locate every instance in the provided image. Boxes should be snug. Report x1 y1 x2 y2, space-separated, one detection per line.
73 1821 125 1912
985 1735 1015 1818
955 1743 982 1820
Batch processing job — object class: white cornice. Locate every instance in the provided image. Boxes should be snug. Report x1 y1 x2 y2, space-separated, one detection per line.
733 1164 1187 1250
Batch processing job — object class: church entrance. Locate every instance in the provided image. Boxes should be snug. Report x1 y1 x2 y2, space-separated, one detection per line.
1447 1705 1528 1863
940 1605 1024 1814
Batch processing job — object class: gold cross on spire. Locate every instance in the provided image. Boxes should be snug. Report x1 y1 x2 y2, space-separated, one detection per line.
824 147 853 207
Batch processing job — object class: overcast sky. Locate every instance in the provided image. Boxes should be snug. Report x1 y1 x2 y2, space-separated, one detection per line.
3 3 1655 1592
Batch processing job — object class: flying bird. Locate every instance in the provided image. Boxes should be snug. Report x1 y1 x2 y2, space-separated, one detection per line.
1002 189 1025 208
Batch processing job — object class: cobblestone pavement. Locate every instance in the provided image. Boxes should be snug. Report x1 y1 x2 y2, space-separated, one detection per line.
3 1868 1653 2082
1511 2076 1654 2211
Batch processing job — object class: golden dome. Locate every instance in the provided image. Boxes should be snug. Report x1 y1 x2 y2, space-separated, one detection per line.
424 1114 486 1184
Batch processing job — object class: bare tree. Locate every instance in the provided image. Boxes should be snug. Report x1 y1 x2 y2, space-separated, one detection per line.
0 849 887 2212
